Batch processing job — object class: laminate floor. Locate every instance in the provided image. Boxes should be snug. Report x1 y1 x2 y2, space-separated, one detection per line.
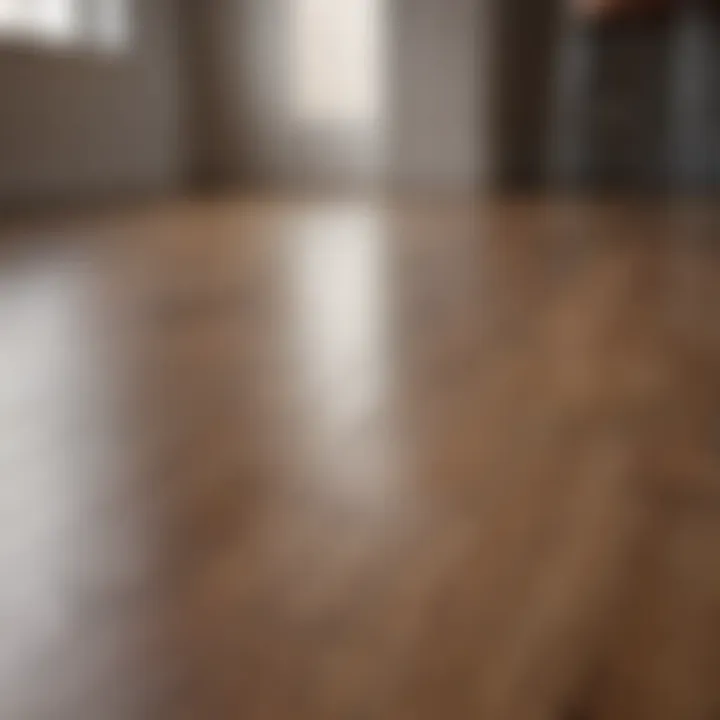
0 197 719 719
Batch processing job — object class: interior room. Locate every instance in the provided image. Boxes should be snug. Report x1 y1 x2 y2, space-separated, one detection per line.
0 1 718 718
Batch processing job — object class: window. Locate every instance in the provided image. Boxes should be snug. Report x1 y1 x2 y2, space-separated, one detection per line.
293 0 384 125
0 0 130 50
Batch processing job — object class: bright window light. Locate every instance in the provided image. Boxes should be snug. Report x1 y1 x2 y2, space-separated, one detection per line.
0 0 130 50
0 0 23 30
293 0 384 125
36 0 78 41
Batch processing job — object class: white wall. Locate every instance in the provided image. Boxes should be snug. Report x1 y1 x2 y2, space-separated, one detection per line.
0 0 184 206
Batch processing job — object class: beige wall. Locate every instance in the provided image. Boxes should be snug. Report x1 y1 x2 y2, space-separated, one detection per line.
0 0 184 206
183 0 292 186
0 0 561 203
390 0 480 188
186 0 483 189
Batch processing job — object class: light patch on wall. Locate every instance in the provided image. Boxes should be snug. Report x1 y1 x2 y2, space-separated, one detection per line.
292 0 385 126
0 0 77 43
0 0 130 51
88 0 131 50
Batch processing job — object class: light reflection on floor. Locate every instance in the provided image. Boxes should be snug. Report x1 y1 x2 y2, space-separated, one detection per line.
285 206 405 511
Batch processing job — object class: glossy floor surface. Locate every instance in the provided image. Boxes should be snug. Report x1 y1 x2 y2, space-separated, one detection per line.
0 197 719 719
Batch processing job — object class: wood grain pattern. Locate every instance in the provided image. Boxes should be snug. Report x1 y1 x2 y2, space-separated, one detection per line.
0 197 718 719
